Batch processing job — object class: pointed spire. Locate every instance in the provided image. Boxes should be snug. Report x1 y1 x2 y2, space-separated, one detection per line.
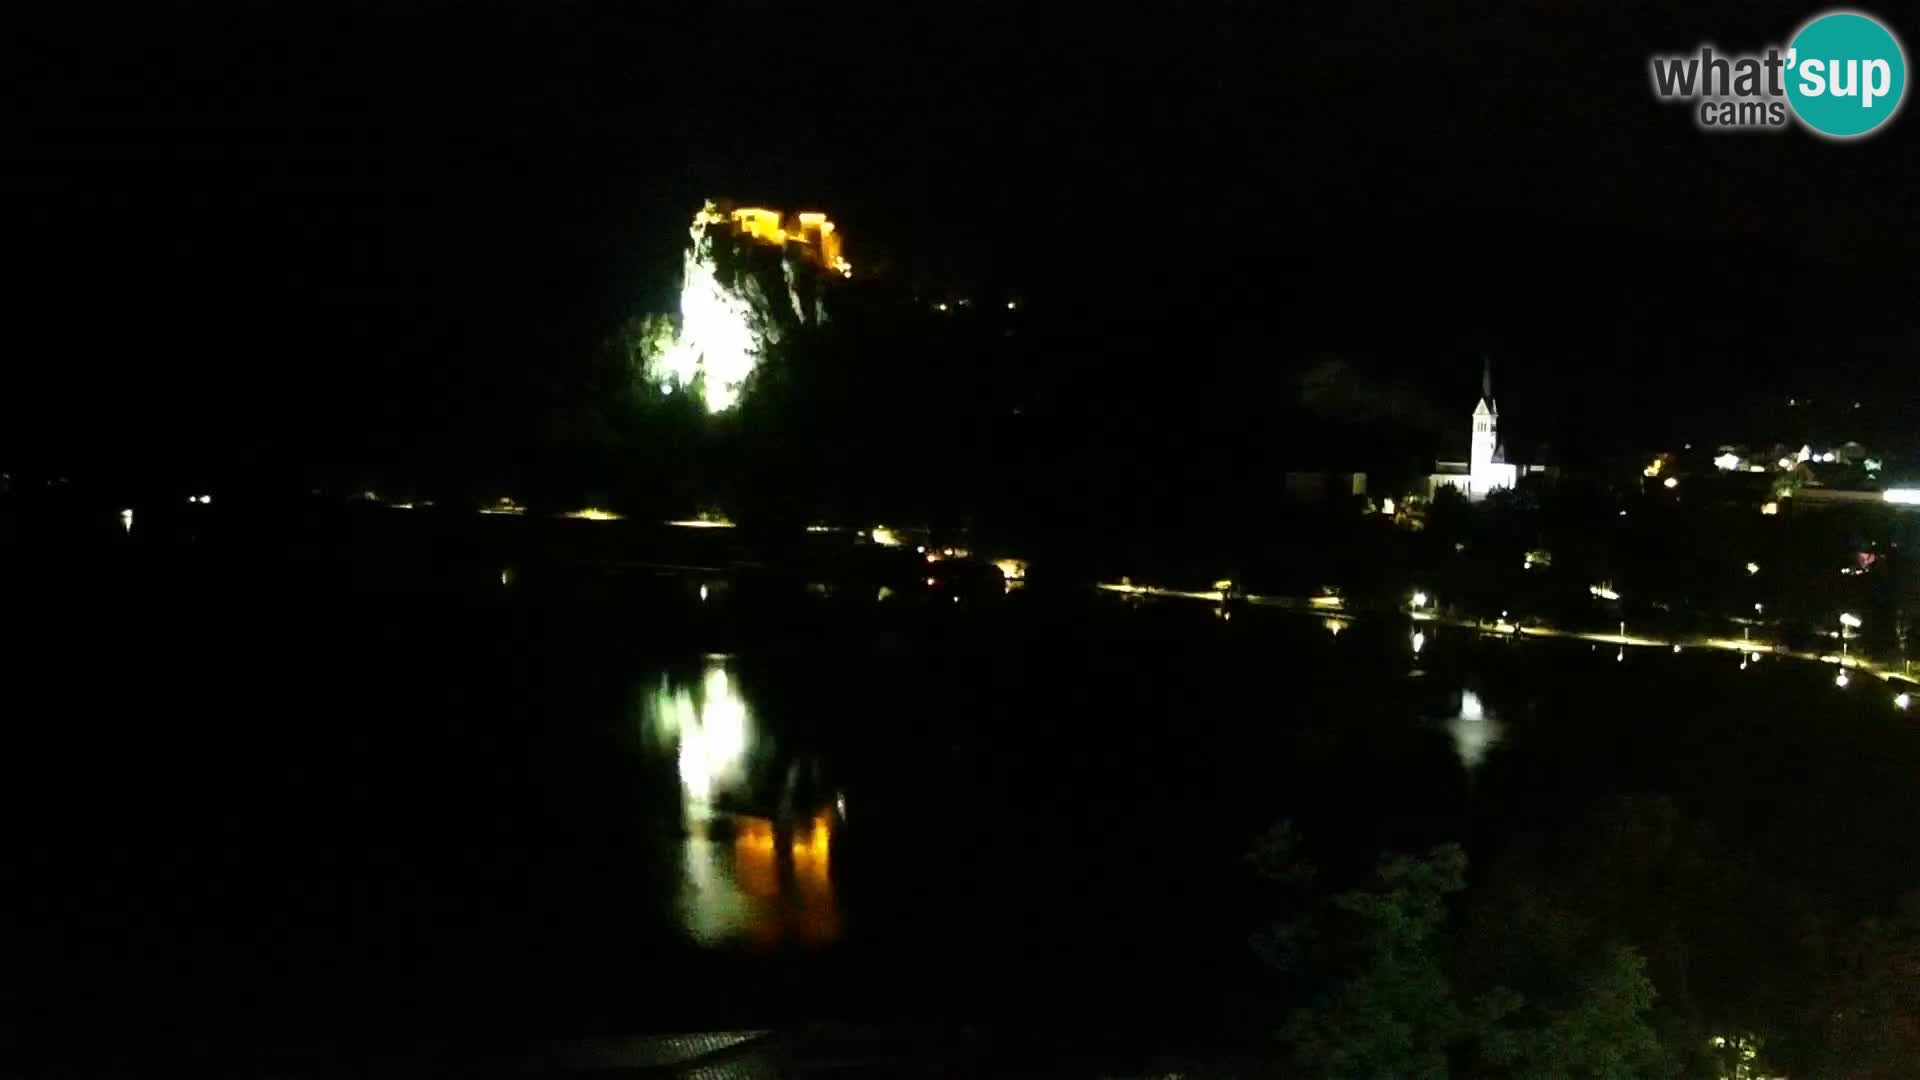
1481 354 1493 403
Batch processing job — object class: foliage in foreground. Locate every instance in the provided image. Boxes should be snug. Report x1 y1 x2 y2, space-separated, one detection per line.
1253 802 1920 1079
1252 824 1665 1079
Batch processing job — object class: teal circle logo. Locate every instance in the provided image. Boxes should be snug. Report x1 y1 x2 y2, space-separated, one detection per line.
1786 11 1906 137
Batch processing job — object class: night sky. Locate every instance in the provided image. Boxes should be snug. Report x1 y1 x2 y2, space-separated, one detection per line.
4 1 1915 477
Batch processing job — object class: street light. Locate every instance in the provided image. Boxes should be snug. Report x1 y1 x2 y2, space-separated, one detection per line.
1839 612 1862 629
1896 693 1911 711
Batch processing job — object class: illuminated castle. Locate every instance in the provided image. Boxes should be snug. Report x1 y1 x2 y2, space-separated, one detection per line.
722 205 852 278
646 200 850 413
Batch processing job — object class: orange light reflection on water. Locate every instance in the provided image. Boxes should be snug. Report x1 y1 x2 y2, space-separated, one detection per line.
715 812 839 945
678 809 839 947
658 657 842 948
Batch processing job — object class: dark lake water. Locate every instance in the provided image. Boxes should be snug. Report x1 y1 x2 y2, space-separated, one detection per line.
7 503 1920 1071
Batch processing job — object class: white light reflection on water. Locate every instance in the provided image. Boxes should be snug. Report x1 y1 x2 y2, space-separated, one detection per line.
1446 689 1504 773
674 665 748 810
647 657 841 947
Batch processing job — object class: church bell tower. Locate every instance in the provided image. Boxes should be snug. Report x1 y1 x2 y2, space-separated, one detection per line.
1470 356 1498 470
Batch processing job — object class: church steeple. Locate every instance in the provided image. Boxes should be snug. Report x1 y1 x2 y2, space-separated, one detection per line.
1431 356 1520 502
1470 356 1499 469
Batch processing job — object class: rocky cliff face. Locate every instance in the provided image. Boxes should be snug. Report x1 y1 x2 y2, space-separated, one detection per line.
645 202 826 413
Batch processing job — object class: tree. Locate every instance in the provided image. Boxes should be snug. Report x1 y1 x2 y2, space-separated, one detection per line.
1278 844 1469 1080
1474 943 1665 1080
1813 890 1920 1078
1254 828 1667 1079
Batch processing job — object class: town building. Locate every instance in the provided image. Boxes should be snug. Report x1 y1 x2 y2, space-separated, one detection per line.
1428 361 1547 501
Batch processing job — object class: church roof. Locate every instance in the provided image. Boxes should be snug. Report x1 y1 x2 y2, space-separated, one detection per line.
1473 396 1497 417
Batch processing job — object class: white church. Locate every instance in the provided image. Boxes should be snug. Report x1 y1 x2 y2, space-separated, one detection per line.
1428 361 1545 501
